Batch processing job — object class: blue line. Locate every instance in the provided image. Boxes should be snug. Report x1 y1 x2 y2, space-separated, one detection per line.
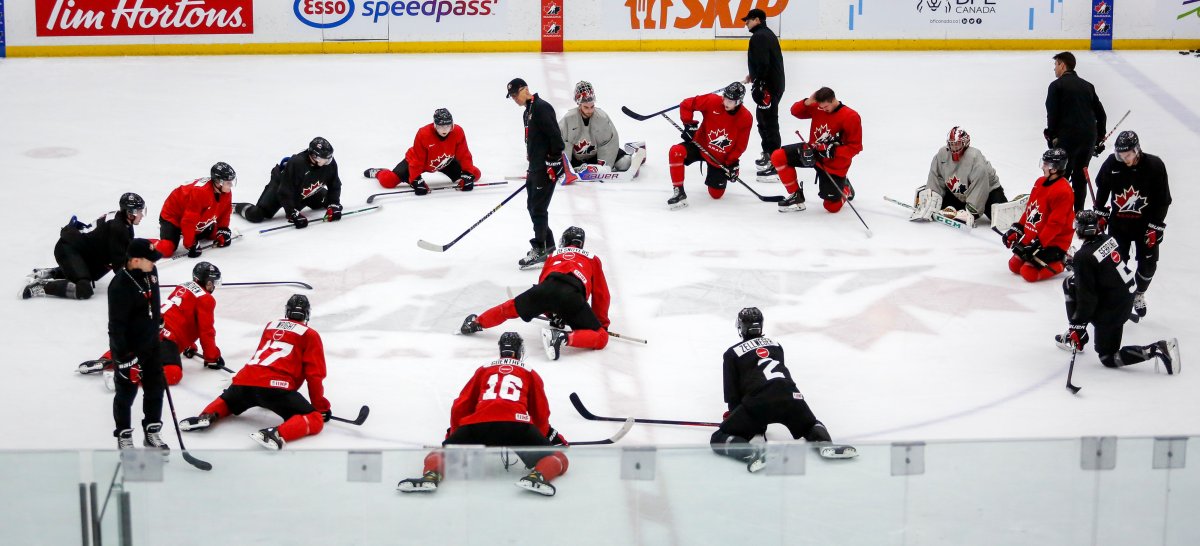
848 4 855 30
1029 7 1035 30
1102 53 1200 139
858 0 863 16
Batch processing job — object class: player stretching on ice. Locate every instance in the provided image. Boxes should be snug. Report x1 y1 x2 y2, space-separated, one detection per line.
24 193 145 300
666 82 753 210
560 81 646 179
234 137 344 229
363 108 482 194
154 162 236 258
771 87 863 213
1002 149 1074 282
912 126 1007 226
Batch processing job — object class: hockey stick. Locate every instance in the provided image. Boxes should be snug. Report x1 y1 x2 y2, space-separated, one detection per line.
163 281 314 290
329 405 370 426
1066 348 1081 394
1085 109 1132 207
418 183 528 252
166 230 243 261
258 205 381 234
163 382 212 471
571 418 635 446
192 353 235 374
366 181 509 204
656 114 784 203
570 392 720 427
883 196 969 231
825 174 871 237
620 88 725 121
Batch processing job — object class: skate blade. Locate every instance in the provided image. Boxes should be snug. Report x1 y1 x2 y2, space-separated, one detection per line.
1167 338 1181 375
746 457 767 473
818 445 859 459
515 479 556 496
397 481 438 493
777 204 806 213
668 201 689 211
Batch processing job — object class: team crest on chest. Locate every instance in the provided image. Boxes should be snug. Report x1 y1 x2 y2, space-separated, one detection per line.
707 129 733 152
300 181 324 199
573 139 595 156
1114 187 1147 214
429 153 454 171
1025 202 1043 227
947 176 966 195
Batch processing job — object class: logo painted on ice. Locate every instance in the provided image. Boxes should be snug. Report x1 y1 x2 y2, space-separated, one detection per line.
295 0 355 29
1181 0 1200 20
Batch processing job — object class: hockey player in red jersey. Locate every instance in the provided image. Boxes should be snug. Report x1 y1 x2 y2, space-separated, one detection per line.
397 332 569 496
771 87 863 213
179 294 332 450
154 162 236 258
1002 149 1075 282
78 261 225 387
364 108 482 194
460 226 610 361
666 82 754 210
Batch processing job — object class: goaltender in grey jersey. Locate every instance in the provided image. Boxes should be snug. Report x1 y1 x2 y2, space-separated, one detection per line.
560 105 623 168
925 126 1006 221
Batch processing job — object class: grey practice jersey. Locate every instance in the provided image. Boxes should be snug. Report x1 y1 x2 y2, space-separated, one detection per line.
560 106 620 167
926 146 1002 214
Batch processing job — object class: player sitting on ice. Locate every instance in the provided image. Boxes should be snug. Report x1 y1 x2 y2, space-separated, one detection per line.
559 81 647 182
179 295 332 451
1056 210 1180 373
1002 148 1074 282
711 307 855 473
363 108 482 194
397 332 569 497
153 162 236 258
79 261 226 388
24 193 145 300
460 226 610 361
234 137 343 229
665 82 753 210
912 126 1007 227
772 87 863 213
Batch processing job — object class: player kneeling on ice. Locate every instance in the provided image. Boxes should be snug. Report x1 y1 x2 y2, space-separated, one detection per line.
559 81 647 181
363 108 483 194
771 87 863 213
1056 210 1180 374
711 308 855 472
179 295 333 450
154 162 236 258
460 227 610 361
912 127 1006 227
234 137 343 229
24 193 145 300
1001 149 1074 282
80 262 226 388
397 332 569 496
665 82 753 210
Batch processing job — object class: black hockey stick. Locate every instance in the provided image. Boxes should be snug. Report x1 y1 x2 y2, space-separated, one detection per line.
570 393 720 428
163 382 212 471
418 183 528 252
571 418 635 446
329 405 370 426
828 177 872 237
258 205 381 234
656 114 784 203
366 181 509 204
163 281 314 290
620 88 724 121
193 353 235 374
166 230 243 261
1066 349 1081 394
504 287 649 344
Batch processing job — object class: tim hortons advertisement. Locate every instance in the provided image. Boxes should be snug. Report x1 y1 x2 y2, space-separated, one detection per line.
623 0 787 30
35 0 253 37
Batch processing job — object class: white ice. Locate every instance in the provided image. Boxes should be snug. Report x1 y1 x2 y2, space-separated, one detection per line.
2 50 1197 457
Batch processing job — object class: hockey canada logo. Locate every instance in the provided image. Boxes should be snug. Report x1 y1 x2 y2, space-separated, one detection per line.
544 21 561 35
300 181 325 199
429 153 454 172
1114 187 1147 214
1093 20 1110 34
1094 1 1111 15
812 124 836 146
195 216 217 234
573 139 596 157
545 2 560 15
947 176 967 195
1025 203 1042 227
707 129 733 152
916 0 951 13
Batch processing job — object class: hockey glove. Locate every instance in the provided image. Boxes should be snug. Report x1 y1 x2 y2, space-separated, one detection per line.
1016 239 1041 263
456 173 475 192
410 177 431 196
214 227 233 248
1093 142 1106 157
187 245 202 259
816 143 838 159
1002 223 1024 249
547 314 565 330
681 122 699 142
722 410 732 421
115 357 139 382
546 156 565 182
288 210 309 229
1146 222 1165 248
203 355 225 370
724 160 740 180
325 203 343 222
547 427 569 447
1060 324 1089 351
1032 245 1065 267
321 410 332 423
1042 128 1056 148
182 344 198 359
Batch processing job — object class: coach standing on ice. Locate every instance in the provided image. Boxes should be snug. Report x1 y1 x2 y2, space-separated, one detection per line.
508 78 566 270
1044 51 1107 212
742 8 785 180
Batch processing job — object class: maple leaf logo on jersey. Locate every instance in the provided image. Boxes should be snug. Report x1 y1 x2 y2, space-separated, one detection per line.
573 139 596 157
707 129 732 152
195 216 217 233
812 124 834 145
300 181 324 199
428 153 454 172
1025 203 1043 227
1113 187 1147 214
947 176 967 195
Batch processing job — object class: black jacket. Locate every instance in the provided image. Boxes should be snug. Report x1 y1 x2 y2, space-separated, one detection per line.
59 213 134 277
273 152 342 216
107 267 162 361
1045 71 1106 149
1070 236 1135 326
523 93 565 172
1095 153 1171 225
747 24 785 96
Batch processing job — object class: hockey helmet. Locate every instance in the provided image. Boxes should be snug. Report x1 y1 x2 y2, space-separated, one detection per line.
736 307 764 340
574 81 595 105
286 294 311 323
308 137 334 161
498 331 525 361
722 82 746 104
560 226 586 249
1074 209 1108 239
947 126 970 161
119 192 146 215
210 162 237 186
1114 130 1140 154
192 261 222 292
1042 148 1069 174
433 108 453 127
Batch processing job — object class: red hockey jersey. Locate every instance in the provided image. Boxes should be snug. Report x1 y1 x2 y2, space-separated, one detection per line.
679 93 753 167
539 247 611 328
160 281 219 361
790 101 863 177
1017 175 1075 252
159 178 232 250
232 319 330 412
450 359 550 436
404 124 482 183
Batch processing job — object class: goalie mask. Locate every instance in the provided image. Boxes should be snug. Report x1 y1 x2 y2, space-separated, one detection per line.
947 126 970 162
736 307 764 340
574 81 595 105
498 331 525 362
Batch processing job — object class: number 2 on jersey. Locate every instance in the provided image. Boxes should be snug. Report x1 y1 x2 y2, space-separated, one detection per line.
482 373 524 402
759 358 785 381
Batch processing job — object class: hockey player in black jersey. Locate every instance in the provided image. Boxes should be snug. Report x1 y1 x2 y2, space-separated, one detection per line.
24 193 145 300
1094 131 1171 319
1056 210 1180 373
234 137 344 229
710 307 855 473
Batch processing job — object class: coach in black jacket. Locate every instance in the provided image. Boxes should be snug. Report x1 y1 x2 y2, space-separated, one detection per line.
508 78 566 269
743 8 785 175
109 239 165 449
1045 51 1107 211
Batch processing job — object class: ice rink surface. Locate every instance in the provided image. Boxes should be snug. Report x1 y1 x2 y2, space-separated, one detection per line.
2 50 1197 453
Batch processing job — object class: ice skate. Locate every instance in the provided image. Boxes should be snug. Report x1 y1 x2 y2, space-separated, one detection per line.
667 186 688 210
397 471 442 493
515 470 556 496
250 427 285 450
542 328 567 361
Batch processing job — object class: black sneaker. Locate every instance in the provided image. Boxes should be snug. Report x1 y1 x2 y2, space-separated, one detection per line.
363 168 382 178
397 470 442 493
460 314 483 335
667 186 688 210
778 190 806 213
515 470 556 496
756 164 778 178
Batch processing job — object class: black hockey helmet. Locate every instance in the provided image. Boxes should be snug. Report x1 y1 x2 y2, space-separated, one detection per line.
433 108 453 127
192 261 222 292
210 162 237 184
498 331 525 361
1075 209 1108 239
560 226 585 249
286 294 311 323
119 192 146 215
736 307 764 340
1114 130 1140 154
722 82 746 103
308 137 334 160
1042 148 1068 174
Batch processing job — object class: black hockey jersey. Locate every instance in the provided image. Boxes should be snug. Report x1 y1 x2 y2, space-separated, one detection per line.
59 212 134 277
721 336 799 411
1095 153 1171 224
1070 235 1136 326
273 151 342 217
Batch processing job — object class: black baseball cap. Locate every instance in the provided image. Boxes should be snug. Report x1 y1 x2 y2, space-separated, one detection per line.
741 8 766 22
127 238 163 262
506 78 527 98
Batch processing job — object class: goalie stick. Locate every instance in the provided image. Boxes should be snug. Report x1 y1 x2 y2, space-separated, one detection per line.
418 183 527 252
164 382 212 471
258 205 381 234
883 196 969 231
329 405 370 426
570 418 635 446
366 181 509 204
166 229 243 261
163 280 314 290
